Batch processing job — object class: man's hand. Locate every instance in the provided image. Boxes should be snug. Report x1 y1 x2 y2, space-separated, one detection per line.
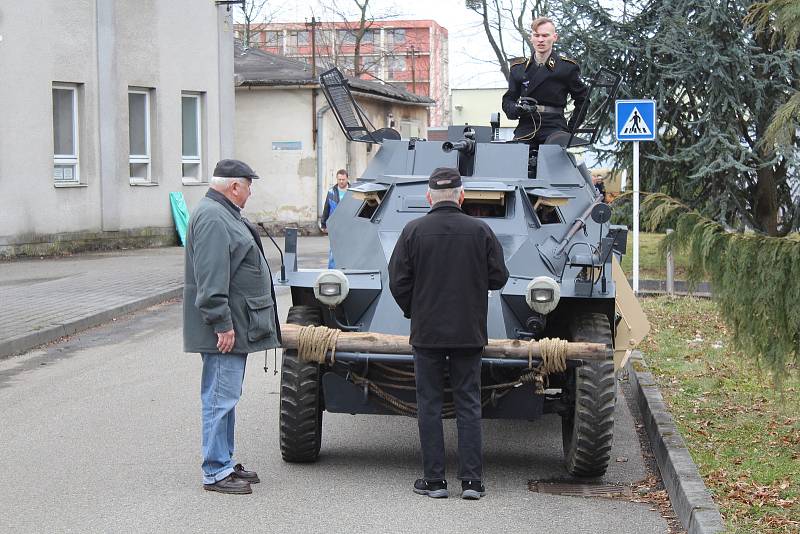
216 329 235 353
517 97 538 115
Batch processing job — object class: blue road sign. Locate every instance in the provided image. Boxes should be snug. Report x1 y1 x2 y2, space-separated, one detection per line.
615 100 656 142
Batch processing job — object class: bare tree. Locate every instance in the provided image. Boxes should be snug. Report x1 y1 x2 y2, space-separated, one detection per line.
317 0 404 80
238 0 271 48
465 0 550 81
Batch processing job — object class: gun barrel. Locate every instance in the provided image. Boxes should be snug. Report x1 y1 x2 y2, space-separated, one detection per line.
441 139 473 154
442 140 464 153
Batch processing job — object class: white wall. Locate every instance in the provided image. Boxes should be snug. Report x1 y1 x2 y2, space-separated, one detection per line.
0 0 232 252
234 85 429 228
451 88 514 128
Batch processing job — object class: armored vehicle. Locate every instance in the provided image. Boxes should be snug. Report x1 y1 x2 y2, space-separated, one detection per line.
275 67 649 477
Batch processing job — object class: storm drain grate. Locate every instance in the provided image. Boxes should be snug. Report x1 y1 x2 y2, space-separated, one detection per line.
528 481 633 499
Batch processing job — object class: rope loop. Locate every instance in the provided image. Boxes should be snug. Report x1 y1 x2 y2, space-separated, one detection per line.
538 337 568 375
297 325 341 364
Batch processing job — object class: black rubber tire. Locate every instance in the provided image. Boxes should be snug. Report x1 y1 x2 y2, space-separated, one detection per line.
561 312 616 477
279 305 324 463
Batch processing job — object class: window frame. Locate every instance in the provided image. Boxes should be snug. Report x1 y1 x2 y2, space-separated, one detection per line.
287 30 310 48
265 30 283 47
388 55 406 75
337 29 357 45
128 88 152 183
386 28 406 46
52 83 80 186
181 92 203 182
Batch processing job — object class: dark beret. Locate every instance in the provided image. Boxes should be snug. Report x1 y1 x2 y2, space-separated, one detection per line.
428 167 462 189
212 159 260 179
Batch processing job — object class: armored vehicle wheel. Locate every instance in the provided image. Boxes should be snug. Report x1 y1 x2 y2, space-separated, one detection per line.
561 313 616 477
279 305 324 462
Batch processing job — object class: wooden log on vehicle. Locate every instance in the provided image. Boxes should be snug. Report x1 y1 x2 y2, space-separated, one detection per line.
279 323 610 360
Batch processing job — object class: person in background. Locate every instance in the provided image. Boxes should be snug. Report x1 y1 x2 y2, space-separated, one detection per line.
320 169 350 268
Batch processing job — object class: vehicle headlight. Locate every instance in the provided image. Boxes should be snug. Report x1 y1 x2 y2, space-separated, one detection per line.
314 270 349 306
525 276 560 314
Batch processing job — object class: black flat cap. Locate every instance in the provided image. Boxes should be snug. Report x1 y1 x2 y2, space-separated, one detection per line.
428 167 462 189
213 159 260 179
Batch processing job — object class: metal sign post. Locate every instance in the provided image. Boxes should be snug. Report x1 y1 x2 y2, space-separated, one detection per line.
615 99 656 294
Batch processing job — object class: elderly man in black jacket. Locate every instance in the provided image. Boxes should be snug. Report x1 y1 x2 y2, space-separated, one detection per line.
388 167 509 500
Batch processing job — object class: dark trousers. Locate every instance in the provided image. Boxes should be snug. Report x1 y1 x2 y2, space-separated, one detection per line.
514 113 568 151
413 346 483 482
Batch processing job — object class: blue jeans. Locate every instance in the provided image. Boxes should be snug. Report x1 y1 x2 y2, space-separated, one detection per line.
200 352 247 484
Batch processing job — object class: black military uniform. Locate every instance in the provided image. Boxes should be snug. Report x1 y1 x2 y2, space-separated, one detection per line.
388 167 509 500
502 52 589 149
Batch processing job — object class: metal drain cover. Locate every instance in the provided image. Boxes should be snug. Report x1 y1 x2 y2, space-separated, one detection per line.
529 481 632 498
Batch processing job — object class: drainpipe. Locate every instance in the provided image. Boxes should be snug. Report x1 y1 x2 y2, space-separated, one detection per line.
316 105 331 224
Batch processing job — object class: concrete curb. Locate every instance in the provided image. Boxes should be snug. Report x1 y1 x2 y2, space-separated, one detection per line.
0 287 182 359
625 355 725 534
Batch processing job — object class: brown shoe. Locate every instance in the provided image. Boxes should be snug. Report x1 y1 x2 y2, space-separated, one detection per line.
203 473 252 494
232 463 260 484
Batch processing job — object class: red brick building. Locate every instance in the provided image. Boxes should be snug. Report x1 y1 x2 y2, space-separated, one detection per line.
236 19 450 127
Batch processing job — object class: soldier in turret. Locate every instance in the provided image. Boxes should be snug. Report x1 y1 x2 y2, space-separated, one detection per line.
502 17 589 150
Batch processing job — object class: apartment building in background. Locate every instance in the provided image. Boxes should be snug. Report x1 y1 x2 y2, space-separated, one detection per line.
236 19 450 127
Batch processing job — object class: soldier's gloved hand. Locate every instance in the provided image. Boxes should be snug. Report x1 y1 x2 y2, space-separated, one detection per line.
516 97 537 115
515 102 531 114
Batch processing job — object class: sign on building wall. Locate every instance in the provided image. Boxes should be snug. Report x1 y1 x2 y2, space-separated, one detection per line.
272 141 302 150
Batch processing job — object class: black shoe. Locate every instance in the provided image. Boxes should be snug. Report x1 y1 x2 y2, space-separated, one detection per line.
203 474 252 495
232 463 260 484
461 480 486 500
413 478 449 498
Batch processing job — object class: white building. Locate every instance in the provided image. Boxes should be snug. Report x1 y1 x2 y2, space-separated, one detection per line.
0 1 234 257
450 88 515 140
233 46 432 231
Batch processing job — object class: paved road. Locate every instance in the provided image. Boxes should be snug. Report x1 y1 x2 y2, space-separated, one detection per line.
0 292 669 533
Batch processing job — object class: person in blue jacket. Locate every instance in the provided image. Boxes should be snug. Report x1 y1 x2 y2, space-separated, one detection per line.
320 169 349 268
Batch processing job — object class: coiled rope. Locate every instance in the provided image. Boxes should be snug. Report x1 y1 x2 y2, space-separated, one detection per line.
297 325 340 364
528 337 568 394
528 337 568 375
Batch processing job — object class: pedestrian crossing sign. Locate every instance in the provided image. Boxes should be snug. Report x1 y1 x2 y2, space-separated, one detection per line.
615 100 656 141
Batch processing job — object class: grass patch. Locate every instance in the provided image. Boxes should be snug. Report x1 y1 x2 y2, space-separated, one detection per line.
619 232 692 281
639 296 800 533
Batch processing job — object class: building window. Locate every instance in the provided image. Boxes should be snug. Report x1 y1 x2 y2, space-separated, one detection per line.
362 57 380 75
386 28 406 47
388 56 406 76
340 56 355 74
287 30 309 48
361 29 376 45
337 29 357 45
182 93 203 181
265 30 283 47
52 84 80 185
128 88 152 182
246 31 263 46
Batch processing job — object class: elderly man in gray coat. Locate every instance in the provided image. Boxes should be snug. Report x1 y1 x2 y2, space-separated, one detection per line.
184 159 281 495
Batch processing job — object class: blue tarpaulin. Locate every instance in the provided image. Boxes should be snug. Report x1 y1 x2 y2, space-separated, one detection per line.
169 192 190 247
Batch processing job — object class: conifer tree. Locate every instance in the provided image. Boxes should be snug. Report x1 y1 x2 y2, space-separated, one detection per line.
471 1 800 235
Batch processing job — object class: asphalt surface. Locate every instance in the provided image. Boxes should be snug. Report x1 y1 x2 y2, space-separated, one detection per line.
0 287 670 533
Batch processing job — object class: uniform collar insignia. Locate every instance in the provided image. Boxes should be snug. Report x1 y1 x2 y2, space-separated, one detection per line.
547 56 556 70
